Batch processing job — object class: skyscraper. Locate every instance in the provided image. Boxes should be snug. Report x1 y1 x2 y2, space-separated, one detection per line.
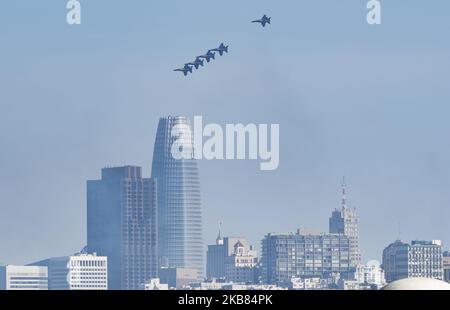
151 116 204 278
87 166 158 290
329 179 361 267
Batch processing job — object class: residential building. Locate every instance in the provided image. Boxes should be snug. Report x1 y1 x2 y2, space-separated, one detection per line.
261 231 352 284
0 265 48 290
224 241 258 283
290 277 331 290
206 233 257 283
354 260 386 289
382 240 443 282
338 278 361 290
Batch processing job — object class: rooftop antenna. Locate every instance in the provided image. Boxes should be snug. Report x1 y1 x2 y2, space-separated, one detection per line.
216 221 223 245
341 176 347 209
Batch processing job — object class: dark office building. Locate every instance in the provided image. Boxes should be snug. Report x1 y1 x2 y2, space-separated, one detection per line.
87 166 158 290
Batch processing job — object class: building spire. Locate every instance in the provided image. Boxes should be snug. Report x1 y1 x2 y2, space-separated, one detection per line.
216 221 223 245
341 176 347 209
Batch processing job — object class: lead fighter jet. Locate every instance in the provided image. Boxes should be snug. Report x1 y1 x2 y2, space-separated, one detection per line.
209 43 229 56
198 51 215 63
252 14 271 27
187 57 205 69
173 64 193 76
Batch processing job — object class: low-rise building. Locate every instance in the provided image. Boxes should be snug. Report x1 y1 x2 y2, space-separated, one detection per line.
338 279 361 290
0 265 48 290
290 277 330 290
32 252 107 290
354 260 386 289
222 284 287 290
159 267 199 289
224 241 258 284
207 234 258 283
188 279 231 290
144 278 169 290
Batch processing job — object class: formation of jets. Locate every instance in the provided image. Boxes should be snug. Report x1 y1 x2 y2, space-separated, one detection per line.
252 14 271 27
173 43 229 76
174 14 271 76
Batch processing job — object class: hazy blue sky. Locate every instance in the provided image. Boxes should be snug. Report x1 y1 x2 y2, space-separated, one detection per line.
1 0 450 264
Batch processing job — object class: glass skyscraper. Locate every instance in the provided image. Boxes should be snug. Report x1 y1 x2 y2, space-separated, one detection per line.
87 166 158 290
151 116 204 278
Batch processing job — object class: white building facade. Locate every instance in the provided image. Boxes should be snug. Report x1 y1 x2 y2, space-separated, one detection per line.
354 260 386 289
67 253 108 290
0 265 48 290
382 240 443 282
224 241 258 284
32 253 107 290
144 278 169 290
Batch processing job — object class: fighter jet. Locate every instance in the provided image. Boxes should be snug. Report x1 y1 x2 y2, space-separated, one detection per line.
198 51 215 63
252 14 271 27
187 57 205 70
209 43 229 56
173 64 193 76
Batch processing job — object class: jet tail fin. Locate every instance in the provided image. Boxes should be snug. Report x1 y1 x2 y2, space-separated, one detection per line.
267 17 271 24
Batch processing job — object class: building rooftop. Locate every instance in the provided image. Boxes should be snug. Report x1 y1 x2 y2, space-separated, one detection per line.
383 278 450 290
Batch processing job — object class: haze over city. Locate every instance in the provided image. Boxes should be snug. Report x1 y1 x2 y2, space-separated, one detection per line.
1 0 450 267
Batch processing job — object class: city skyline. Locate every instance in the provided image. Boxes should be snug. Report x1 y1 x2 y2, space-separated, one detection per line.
1 150 449 289
1 0 450 266
0 134 448 266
